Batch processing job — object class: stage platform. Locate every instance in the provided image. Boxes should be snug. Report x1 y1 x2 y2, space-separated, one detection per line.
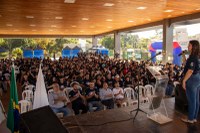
63 98 200 133
1 98 200 133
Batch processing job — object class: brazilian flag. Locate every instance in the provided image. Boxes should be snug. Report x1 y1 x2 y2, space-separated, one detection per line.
7 67 20 133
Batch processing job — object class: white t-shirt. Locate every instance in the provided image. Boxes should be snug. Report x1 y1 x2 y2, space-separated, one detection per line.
113 87 124 99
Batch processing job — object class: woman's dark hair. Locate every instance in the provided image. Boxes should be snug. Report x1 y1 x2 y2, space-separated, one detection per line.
189 40 200 57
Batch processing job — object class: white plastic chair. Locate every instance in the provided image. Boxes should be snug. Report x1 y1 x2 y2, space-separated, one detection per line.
63 87 73 97
25 85 35 92
124 87 138 106
48 89 54 95
19 100 32 114
134 85 149 103
15 67 20 74
173 81 180 88
22 90 34 103
144 84 155 97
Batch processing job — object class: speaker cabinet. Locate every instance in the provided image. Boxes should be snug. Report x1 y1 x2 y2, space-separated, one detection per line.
20 106 68 133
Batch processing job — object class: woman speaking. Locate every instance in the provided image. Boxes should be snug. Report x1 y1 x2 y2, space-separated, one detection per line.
181 40 200 124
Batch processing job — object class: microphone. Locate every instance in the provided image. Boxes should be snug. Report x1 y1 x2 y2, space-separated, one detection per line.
156 52 162 55
178 50 187 56
147 52 162 62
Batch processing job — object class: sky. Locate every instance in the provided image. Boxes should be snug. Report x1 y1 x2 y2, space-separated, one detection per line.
131 23 200 38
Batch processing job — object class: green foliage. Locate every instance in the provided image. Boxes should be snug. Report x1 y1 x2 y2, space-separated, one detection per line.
99 36 114 49
12 48 23 58
65 38 79 44
121 34 139 48
137 38 151 50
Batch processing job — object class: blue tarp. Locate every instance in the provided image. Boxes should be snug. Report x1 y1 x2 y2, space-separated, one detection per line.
96 49 109 55
71 46 81 57
62 49 71 58
71 49 79 57
23 50 33 58
34 49 44 59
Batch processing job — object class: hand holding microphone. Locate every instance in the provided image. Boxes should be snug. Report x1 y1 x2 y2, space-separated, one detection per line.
178 50 187 56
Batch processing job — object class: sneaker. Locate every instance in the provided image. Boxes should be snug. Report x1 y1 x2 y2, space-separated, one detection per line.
193 119 197 123
181 118 194 124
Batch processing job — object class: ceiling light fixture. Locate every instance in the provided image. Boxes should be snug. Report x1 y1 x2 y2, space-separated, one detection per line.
106 19 112 22
128 20 134 23
49 29 53 31
196 8 200 10
14 29 19 32
26 16 34 19
82 18 89 21
6 24 13 27
32 29 37 31
164 10 174 12
103 3 114 7
29 24 36 27
64 0 76 3
107 27 112 29
147 18 151 21
136 7 147 10
55 16 63 19
71 25 77 27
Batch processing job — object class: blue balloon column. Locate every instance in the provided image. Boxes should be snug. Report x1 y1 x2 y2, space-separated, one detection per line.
149 42 182 66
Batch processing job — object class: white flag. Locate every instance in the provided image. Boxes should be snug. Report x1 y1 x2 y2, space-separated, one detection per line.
33 64 49 109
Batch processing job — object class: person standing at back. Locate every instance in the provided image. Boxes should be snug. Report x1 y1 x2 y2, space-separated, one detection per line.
181 40 200 124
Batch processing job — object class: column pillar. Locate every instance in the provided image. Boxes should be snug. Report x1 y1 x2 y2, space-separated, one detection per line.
114 32 121 58
92 36 98 47
163 19 174 63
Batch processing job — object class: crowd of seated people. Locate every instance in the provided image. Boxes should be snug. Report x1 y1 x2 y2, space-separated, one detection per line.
0 52 184 115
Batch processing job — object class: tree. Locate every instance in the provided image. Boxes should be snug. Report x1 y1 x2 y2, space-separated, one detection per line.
137 38 151 50
99 36 114 50
21 38 37 49
121 33 139 48
2 39 24 58
12 48 23 58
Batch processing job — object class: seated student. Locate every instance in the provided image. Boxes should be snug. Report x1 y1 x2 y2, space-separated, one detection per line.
85 81 104 112
99 82 114 109
69 81 88 115
113 82 125 108
48 83 72 117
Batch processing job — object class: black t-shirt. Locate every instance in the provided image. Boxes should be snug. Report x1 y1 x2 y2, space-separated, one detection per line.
183 55 200 75
68 90 83 105
85 88 99 102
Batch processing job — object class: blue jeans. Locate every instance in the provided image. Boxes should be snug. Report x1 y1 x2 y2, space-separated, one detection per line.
165 84 174 96
186 73 200 120
51 106 72 117
88 101 104 112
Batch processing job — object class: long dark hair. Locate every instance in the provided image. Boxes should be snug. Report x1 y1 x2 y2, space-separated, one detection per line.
189 40 200 57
